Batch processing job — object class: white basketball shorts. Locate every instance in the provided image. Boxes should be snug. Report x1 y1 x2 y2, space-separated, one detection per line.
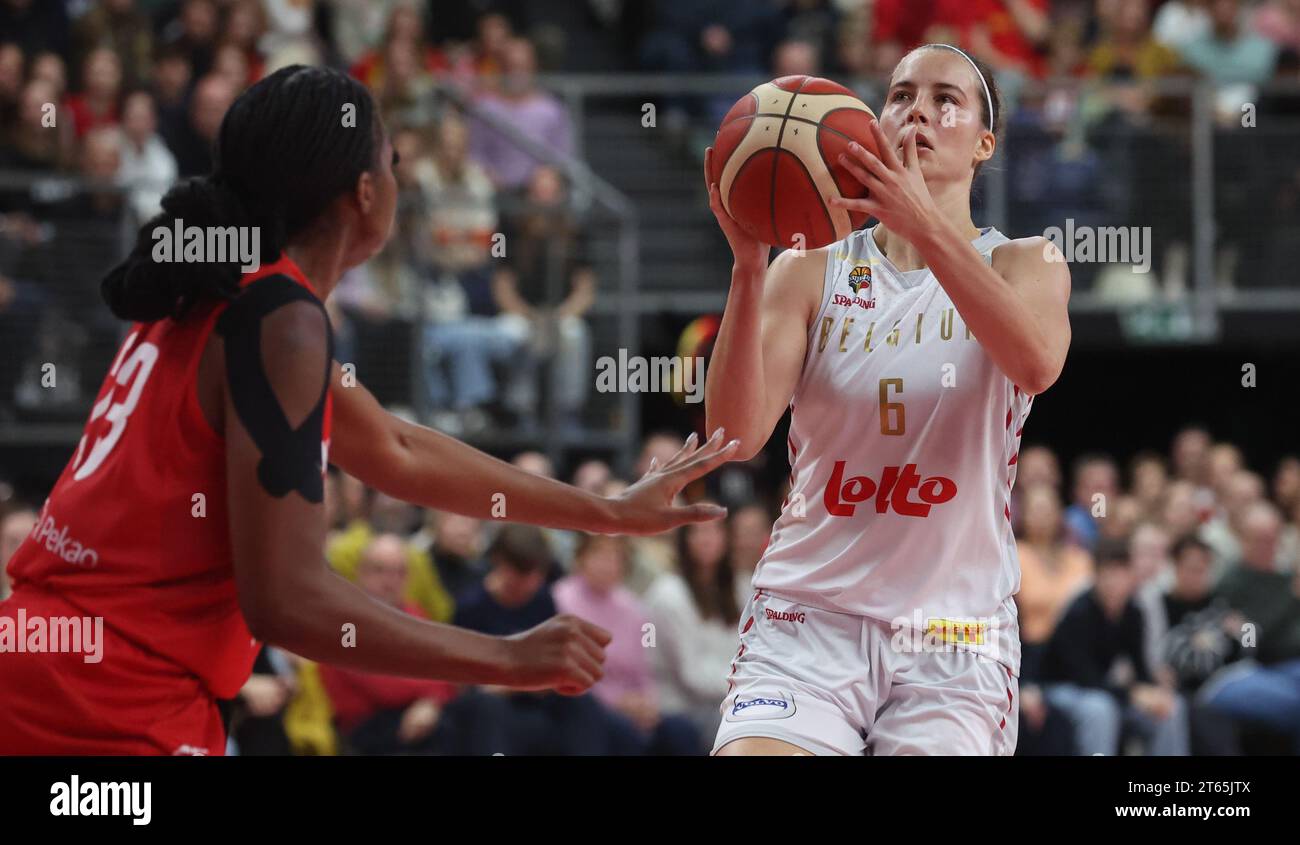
712 590 1019 756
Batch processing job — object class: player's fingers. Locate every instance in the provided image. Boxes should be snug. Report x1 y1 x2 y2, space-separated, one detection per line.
662 430 702 471
837 152 879 189
569 647 604 685
704 145 714 188
574 616 613 648
868 119 902 170
828 196 882 217
902 126 920 172
670 426 726 470
667 501 730 527
556 662 597 695
671 436 741 484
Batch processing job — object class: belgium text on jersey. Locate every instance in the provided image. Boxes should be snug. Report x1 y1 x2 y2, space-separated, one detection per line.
0 609 104 663
50 776 151 826
151 218 261 273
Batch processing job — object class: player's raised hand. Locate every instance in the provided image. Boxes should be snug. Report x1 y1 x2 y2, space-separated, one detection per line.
605 427 738 535
705 146 771 275
829 119 940 244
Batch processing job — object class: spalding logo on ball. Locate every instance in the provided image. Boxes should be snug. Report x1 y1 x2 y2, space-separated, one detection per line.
708 75 880 250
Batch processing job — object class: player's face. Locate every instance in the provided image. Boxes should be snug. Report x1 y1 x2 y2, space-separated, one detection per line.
880 49 994 183
348 132 399 266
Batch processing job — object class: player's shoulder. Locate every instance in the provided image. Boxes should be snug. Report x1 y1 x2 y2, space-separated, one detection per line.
990 234 1072 287
990 234 1060 268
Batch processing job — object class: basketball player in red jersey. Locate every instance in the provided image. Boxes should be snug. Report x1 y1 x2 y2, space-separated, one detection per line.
0 66 737 755
704 45 1072 755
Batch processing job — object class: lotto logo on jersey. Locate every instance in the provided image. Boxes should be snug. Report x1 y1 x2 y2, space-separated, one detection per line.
822 461 957 518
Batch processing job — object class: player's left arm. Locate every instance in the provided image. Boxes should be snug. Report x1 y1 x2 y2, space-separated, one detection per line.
327 363 736 535
916 228 1072 395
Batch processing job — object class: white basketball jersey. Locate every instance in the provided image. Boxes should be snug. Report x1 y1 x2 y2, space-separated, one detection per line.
752 225 1030 674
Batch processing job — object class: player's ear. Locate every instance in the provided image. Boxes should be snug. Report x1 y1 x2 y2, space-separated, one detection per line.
353 170 376 215
974 128 996 168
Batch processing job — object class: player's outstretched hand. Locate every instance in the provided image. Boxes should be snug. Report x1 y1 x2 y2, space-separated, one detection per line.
606 427 738 535
504 614 613 695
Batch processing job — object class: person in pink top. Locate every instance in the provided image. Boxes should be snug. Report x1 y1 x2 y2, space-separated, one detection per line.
554 534 705 754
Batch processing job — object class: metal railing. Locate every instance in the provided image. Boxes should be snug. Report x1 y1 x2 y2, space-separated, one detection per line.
540 72 1300 343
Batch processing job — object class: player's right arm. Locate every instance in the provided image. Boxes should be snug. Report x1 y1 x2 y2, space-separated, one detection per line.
702 147 825 462
220 295 608 693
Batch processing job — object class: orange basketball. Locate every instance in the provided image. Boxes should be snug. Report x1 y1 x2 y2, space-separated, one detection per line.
708 75 880 250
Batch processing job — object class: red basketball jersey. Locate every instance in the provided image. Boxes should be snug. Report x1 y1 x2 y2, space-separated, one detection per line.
5 254 332 699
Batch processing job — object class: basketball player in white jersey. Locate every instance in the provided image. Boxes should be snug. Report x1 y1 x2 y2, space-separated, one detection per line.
704 44 1072 756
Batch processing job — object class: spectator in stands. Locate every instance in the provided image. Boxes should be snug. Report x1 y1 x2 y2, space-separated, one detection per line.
210 42 252 93
374 38 438 128
1041 539 1190 755
1179 0 1279 115
451 524 642 754
1130 452 1170 522
151 44 193 158
491 164 595 432
117 90 177 223
644 507 739 742
64 46 123 141
171 73 235 177
1064 453 1120 551
0 77 71 172
1255 0 1300 53
72 0 153 90
1154 0 1214 50
771 37 821 77
160 0 219 80
947 0 1052 79
326 494 455 625
1088 0 1183 80
29 51 66 103
0 504 36 600
1201 469 1267 573
410 509 487 605
728 501 771 608
0 41 21 127
227 646 295 755
554 533 702 753
1016 484 1093 675
349 1 450 91
1129 521 1175 684
0 0 70 60
571 459 612 495
1014 481 1088 755
1202 501 1300 752
221 0 268 84
318 534 458 754
1161 534 1244 753
1172 426 1214 488
423 112 497 313
469 37 571 193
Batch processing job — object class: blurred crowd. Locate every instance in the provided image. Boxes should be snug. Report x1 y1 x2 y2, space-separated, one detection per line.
6 425 1295 755
640 0 1300 294
0 0 594 433
2 1 1299 421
